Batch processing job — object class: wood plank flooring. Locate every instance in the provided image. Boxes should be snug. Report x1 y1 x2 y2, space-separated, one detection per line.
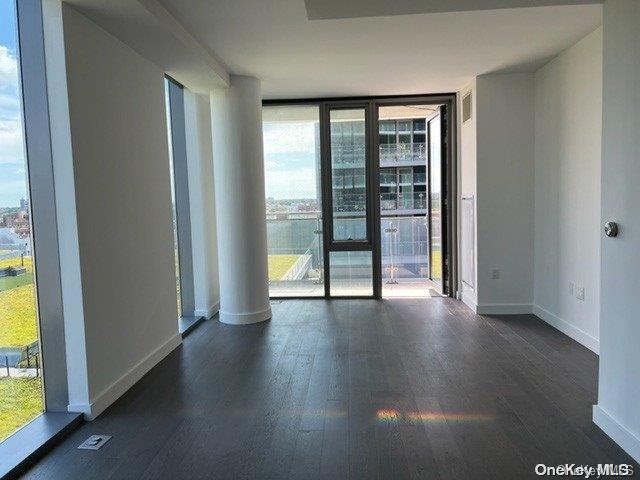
18 298 637 479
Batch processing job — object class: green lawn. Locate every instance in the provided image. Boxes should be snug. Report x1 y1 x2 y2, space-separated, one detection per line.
268 255 300 281
0 255 38 347
0 284 38 347
0 272 34 291
431 249 442 279
0 256 33 293
0 255 32 271
0 378 43 442
0 255 42 442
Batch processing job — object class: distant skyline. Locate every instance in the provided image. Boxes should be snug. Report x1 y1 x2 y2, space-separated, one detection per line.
0 1 28 208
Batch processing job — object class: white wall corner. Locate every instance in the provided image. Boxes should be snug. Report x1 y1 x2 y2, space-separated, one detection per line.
593 405 640 464
68 333 182 420
461 290 478 312
195 301 220 320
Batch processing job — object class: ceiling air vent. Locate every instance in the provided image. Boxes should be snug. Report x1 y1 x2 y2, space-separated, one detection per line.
462 92 472 123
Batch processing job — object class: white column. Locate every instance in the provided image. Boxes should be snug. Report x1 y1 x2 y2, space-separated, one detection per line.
210 76 271 325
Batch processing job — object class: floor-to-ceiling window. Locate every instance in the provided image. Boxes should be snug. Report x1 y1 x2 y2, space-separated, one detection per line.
262 97 454 299
164 80 182 316
262 105 324 297
0 1 43 441
164 78 195 320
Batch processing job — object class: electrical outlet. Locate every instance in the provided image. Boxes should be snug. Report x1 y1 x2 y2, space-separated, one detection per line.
576 287 585 301
491 268 500 280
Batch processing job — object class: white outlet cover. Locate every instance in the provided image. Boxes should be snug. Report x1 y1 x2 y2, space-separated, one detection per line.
576 288 585 301
78 435 112 450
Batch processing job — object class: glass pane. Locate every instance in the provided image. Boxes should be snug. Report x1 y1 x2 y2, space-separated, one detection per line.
329 251 373 296
263 105 324 297
164 81 181 316
398 168 414 210
398 120 411 132
379 120 395 133
429 114 443 282
330 109 367 242
413 119 426 132
0 1 44 442
381 217 429 296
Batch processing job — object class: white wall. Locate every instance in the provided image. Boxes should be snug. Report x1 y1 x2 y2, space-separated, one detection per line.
475 73 535 312
184 90 220 319
593 0 640 463
62 5 181 418
458 81 478 308
42 0 90 410
533 28 602 353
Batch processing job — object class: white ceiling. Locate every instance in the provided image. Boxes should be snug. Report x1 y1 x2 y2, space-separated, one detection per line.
304 0 601 20
157 0 602 99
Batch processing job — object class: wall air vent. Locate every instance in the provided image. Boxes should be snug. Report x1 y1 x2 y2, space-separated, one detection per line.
462 91 472 123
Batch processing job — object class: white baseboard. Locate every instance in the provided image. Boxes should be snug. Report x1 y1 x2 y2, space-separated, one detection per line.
476 303 532 315
533 304 599 354
593 405 640 463
194 301 220 319
219 305 271 325
461 291 478 312
68 333 182 420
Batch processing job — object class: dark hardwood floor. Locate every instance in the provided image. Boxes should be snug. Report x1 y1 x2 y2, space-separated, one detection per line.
19 298 637 479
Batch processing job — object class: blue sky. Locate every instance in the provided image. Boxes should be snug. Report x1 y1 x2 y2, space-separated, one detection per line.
262 122 318 200
0 0 28 208
0 0 317 207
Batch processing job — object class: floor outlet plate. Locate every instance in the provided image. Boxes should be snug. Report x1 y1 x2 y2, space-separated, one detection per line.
78 435 112 450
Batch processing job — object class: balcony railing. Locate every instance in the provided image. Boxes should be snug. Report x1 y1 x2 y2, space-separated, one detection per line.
380 192 427 211
380 143 426 163
331 144 366 168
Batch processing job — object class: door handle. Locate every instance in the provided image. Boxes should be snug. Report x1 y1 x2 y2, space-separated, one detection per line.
604 221 618 238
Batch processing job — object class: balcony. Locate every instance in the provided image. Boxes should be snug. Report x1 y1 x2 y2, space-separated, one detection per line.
379 143 426 165
380 192 428 211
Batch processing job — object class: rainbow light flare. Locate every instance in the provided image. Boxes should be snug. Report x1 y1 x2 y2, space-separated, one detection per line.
376 408 494 425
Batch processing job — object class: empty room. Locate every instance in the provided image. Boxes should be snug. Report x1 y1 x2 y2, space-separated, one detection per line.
0 0 639 478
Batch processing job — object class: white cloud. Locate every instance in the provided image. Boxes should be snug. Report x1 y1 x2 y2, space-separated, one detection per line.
265 167 317 200
0 46 23 166
263 122 316 155
0 46 19 90
0 92 19 113
0 45 18 93
0 119 24 165
264 159 283 169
